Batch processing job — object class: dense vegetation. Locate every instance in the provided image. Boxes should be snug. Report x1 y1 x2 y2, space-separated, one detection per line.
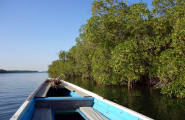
48 0 185 98
0 69 38 73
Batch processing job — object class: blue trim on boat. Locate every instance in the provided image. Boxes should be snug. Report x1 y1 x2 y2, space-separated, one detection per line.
70 91 82 97
34 97 94 100
92 98 142 120
19 100 35 120
76 109 90 120
52 109 55 120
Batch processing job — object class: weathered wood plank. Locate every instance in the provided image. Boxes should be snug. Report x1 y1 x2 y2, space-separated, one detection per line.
79 107 109 120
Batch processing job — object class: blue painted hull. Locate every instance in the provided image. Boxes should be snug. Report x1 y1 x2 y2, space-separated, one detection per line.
10 79 153 120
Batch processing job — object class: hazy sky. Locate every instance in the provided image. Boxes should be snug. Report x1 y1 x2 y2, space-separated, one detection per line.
0 0 153 71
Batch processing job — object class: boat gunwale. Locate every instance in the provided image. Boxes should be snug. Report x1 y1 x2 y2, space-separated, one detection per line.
61 80 154 120
10 79 48 120
27 79 48 101
11 78 154 120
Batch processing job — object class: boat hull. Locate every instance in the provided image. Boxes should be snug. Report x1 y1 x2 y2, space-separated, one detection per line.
10 79 153 120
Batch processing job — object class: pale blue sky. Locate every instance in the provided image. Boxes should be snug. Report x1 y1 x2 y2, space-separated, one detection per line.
0 0 153 71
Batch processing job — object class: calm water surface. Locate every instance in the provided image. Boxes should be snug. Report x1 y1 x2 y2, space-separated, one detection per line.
0 73 49 120
65 77 185 120
0 73 184 120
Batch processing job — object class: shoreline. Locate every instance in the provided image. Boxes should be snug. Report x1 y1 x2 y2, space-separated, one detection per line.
0 69 38 73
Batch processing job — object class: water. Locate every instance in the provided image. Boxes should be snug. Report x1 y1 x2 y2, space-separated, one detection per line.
65 77 185 120
0 73 184 120
0 72 49 120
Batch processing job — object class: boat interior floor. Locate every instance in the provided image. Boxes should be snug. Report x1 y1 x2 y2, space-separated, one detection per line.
31 81 110 120
34 82 92 98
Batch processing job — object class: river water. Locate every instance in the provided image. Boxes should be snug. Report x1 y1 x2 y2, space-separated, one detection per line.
0 73 184 120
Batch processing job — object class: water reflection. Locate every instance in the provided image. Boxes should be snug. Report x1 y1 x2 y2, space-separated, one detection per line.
65 77 185 120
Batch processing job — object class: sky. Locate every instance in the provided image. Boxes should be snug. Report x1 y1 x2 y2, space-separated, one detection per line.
0 0 153 71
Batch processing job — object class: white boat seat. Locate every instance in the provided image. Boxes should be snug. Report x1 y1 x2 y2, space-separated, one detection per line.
79 107 109 120
32 108 52 120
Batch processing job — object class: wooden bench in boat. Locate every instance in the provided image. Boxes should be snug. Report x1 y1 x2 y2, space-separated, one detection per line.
32 108 52 120
34 97 94 110
78 107 109 120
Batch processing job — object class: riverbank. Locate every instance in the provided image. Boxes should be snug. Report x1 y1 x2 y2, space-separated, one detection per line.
0 69 38 73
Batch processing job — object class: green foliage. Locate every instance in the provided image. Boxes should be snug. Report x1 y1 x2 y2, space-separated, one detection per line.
152 0 184 16
0 69 7 73
48 0 185 98
111 40 142 82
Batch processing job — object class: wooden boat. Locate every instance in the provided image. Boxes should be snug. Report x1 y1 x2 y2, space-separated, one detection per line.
10 78 153 120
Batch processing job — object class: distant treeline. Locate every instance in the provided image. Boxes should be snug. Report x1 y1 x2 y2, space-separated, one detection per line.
0 69 38 73
48 0 185 98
